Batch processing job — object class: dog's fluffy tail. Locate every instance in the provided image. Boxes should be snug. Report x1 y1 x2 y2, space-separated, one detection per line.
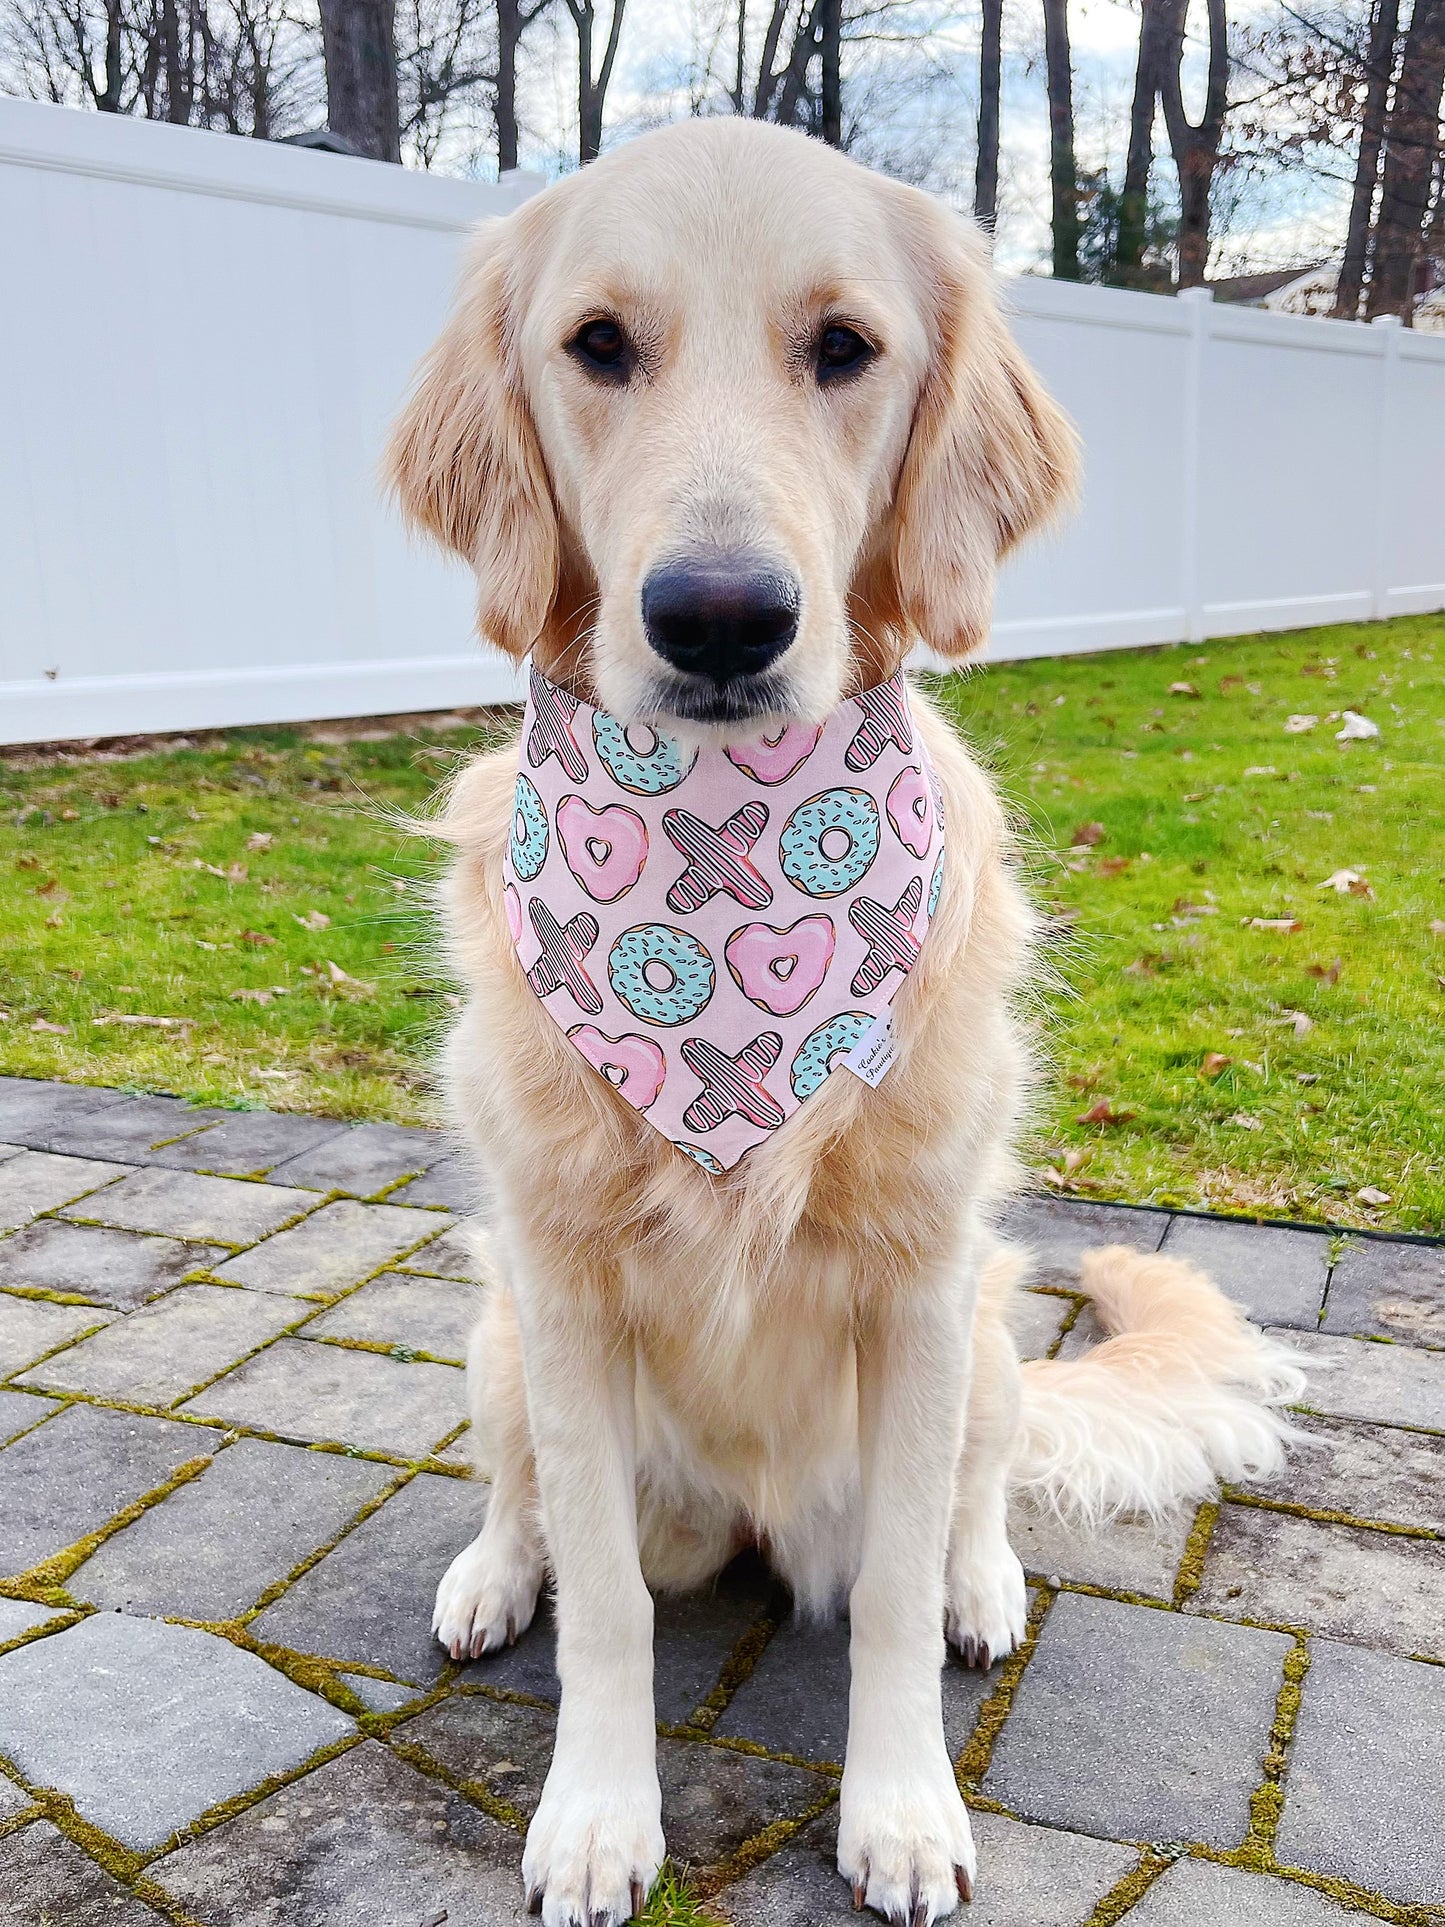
1009 1242 1306 1524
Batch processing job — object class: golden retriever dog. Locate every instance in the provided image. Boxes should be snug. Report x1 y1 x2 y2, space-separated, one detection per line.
388 118 1302 1926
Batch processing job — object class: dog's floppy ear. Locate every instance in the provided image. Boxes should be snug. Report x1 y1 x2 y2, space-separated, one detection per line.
386 213 557 660
889 207 1078 660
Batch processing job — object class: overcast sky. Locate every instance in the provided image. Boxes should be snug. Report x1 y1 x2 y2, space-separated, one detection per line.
494 0 1348 277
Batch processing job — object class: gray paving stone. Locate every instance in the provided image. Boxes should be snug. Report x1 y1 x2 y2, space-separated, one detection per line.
997 1195 1169 1290
1161 1215 1330 1329
0 1772 31 1815
388 1155 486 1212
1283 1329 1445 1431
144 1108 351 1175
182 1336 465 1456
402 1693 830 1873
67 1437 395 1620
715 1615 992 1766
1009 1499 1192 1598
0 1597 67 1646
0 1402 211 1577
0 1077 129 1146
0 1218 225 1309
0 1291 111 1374
1325 1237 1445 1346
213 1199 446 1298
720 1809 1138 1927
467 1554 775 1722
15 1283 300 1408
1127 1858 1392 1925
1009 1288 1072 1360
1190 1503 1445 1659
395 1222 491 1281
306 1273 481 1361
1275 1638 1445 1909
265 1123 448 1198
337 1671 420 1713
64 1166 315 1245
0 1388 57 1442
0 1150 132 1229
250 1472 481 1681
1236 1411 1445 1530
985 1591 1292 1849
0 1820 172 1925
152 1739 528 1927
0 1141 21 1161
40 1092 228 1162
0 1613 352 1852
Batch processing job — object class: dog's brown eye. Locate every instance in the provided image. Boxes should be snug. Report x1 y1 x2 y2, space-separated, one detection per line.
568 318 631 380
816 324 873 382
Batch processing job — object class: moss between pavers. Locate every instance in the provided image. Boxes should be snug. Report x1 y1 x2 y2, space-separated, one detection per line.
1078 1849 1175 1926
682 1610 783 1735
955 1583 1054 1792
2 1452 213 1598
1171 1498 1219 1606
1224 1489 1444 1542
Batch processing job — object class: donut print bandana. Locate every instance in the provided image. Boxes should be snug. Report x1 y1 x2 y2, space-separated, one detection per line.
504 665 945 1173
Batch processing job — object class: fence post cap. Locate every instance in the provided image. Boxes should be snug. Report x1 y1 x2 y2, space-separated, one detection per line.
1370 312 1404 329
1177 286 1216 303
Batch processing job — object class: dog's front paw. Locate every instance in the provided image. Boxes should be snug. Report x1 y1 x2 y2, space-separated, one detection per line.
521 1764 665 1926
838 1764 976 1925
945 1539 1027 1672
433 1530 544 1661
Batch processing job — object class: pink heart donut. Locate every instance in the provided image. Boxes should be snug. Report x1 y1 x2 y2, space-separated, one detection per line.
725 723 824 786
886 765 933 858
566 1026 667 1109
725 915 837 1016
557 796 649 902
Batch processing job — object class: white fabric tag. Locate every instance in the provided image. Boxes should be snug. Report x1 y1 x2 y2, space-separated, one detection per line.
842 1011 899 1087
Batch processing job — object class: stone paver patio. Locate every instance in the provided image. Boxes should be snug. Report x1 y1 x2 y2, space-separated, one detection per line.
0 1073 1441 1926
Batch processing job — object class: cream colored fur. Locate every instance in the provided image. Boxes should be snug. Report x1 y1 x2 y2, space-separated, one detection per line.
390 118 1302 1927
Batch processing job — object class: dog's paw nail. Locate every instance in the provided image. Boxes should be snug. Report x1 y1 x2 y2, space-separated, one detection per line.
525 1884 543 1915
630 1877 647 1917
852 1878 867 1910
976 1642 991 1672
960 1636 976 1667
955 1864 974 1903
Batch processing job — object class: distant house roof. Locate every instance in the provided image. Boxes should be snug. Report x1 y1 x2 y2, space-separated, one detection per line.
1210 266 1328 306
282 129 367 158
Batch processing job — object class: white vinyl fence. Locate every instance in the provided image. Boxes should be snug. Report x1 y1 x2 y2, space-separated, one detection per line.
2 96 1443 745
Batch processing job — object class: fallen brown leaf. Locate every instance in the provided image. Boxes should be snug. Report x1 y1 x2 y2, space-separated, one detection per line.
1429 920 1445 939
1305 958 1342 984
91 1014 187 1029
293 910 331 932
246 832 274 851
1356 1185 1392 1207
1076 1099 1135 1127
1227 1112 1264 1131
16 855 40 871
230 988 274 1005
1201 1052 1231 1078
31 1018 69 1033
239 930 276 946
1097 856 1131 877
1271 1009 1315 1037
1169 681 1201 697
1071 821 1106 847
1247 917 1303 933
1319 868 1371 896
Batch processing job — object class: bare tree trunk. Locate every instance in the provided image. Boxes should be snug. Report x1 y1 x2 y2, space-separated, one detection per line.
775 0 822 126
98 0 126 110
733 0 747 112
819 0 841 144
1043 0 1080 279
974 0 1002 226
317 0 401 159
1160 0 1230 288
1116 0 1167 283
1367 0 1445 317
566 0 626 164
1335 0 1401 317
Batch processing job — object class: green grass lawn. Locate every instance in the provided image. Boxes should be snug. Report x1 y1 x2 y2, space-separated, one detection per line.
2 612 1442 1233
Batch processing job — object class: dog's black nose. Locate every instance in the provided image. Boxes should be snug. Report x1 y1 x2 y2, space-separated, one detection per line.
642 556 799 683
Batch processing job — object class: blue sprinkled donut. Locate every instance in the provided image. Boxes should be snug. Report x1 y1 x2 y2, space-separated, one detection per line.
608 924 715 1027
779 788 880 898
676 1142 725 1176
929 848 945 917
509 774 549 880
791 1011 873 1099
593 713 696 795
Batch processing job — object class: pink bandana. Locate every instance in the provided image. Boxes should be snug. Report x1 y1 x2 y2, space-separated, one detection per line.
504 665 945 1173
